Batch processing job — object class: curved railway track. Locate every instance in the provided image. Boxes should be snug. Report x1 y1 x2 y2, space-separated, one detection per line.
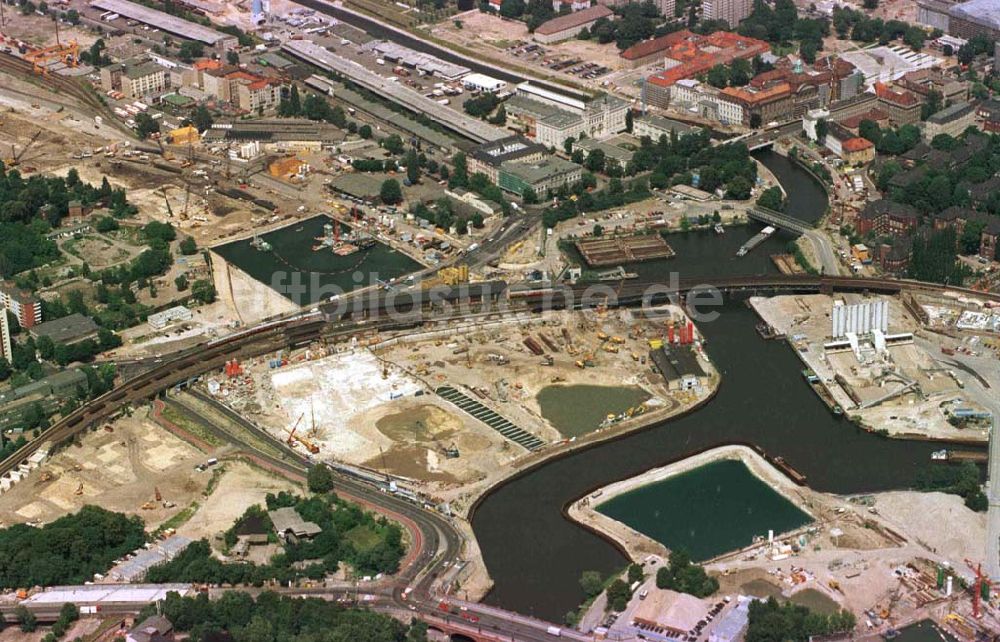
0 53 133 136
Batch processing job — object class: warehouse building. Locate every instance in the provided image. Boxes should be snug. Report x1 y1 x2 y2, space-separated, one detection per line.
498 156 582 197
89 0 238 48
29 313 99 346
148 305 193 330
462 73 507 94
368 41 470 79
282 40 507 143
533 5 614 44
204 119 344 150
650 345 706 390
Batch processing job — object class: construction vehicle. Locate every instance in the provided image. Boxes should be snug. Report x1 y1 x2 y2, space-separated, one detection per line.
154 487 162 502
286 413 305 446
141 501 156 510
39 471 53 482
74 483 83 496
3 130 41 168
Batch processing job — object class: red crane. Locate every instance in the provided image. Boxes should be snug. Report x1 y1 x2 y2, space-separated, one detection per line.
965 559 993 619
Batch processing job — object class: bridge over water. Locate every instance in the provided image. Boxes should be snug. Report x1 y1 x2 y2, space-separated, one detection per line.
746 205 815 234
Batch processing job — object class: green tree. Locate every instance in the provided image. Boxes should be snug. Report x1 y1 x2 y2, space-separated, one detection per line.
757 186 784 211
177 41 205 63
359 124 373 139
606 579 631 612
175 274 189 291
192 105 214 133
191 279 217 304
134 113 160 139
226 50 240 65
16 606 36 632
707 63 729 88
380 179 403 205
625 109 634 133
815 118 828 142
307 465 334 493
627 563 644 585
179 236 197 255
382 135 405 155
579 570 603 597
858 119 881 145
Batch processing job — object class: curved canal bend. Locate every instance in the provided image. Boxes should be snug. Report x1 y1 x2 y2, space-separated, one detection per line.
472 149 947 620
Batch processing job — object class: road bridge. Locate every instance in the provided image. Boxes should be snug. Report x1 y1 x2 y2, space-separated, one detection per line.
746 206 815 234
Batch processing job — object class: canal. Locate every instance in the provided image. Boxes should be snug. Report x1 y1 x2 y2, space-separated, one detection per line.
471 150 942 621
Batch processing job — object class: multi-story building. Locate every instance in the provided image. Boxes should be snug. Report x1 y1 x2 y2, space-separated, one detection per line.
100 58 170 99
898 69 969 104
933 206 1000 259
718 82 794 126
874 83 923 126
498 157 583 197
916 0 956 31
600 0 674 18
0 282 41 328
701 0 753 27
856 201 920 237
203 68 287 114
840 137 876 166
469 136 548 184
506 83 628 148
641 30 770 106
947 0 1000 40
923 101 976 140
975 98 1000 132
632 114 698 141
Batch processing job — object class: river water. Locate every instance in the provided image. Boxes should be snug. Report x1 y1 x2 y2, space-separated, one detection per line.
471 150 943 621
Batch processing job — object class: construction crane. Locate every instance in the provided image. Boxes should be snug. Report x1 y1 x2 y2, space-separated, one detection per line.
286 413 305 446
965 559 993 619
24 21 78 76
160 187 175 218
4 130 42 168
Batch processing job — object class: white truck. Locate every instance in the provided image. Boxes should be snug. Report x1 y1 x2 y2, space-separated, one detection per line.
546 626 562 636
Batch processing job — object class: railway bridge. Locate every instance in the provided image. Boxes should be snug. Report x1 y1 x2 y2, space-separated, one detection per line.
746 205 815 234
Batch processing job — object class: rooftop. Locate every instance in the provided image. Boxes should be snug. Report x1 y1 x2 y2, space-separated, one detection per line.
24 584 194 605
89 0 235 45
534 5 613 35
269 506 322 538
950 0 1000 29
471 135 547 167
842 137 874 152
634 113 699 138
29 313 99 344
645 30 770 88
926 100 974 124
500 156 581 183
650 346 705 381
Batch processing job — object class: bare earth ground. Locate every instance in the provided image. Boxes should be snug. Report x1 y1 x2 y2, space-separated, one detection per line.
0 408 213 530
177 461 303 542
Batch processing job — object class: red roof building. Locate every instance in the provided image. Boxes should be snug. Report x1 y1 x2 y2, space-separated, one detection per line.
641 30 770 85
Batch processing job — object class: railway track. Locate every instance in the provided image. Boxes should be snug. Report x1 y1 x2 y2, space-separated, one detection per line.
0 53 133 136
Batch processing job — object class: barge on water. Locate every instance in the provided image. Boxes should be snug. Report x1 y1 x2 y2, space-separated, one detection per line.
931 449 988 463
